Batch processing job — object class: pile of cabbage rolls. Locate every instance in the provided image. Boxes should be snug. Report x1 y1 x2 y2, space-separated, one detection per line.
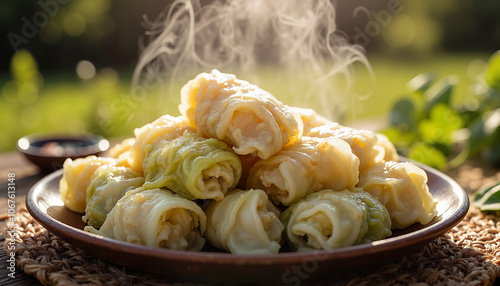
59 70 437 254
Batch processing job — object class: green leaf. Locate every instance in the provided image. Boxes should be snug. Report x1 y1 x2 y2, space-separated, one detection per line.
480 88 500 108
417 103 463 146
459 109 481 128
468 108 500 156
408 142 448 170
468 117 489 156
473 180 500 212
424 76 458 116
407 73 436 94
389 98 416 130
482 124 500 167
418 120 444 143
380 126 417 151
486 50 500 89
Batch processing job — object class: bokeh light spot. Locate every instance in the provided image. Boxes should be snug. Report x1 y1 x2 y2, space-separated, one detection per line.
11 50 38 83
97 67 119 87
98 139 110 151
18 138 30 151
76 60 96 80
18 82 39 104
63 13 87 36
97 102 112 119
2 81 20 103
72 0 111 22
383 15 415 48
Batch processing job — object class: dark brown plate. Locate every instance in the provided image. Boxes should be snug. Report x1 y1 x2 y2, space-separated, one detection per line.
26 162 469 285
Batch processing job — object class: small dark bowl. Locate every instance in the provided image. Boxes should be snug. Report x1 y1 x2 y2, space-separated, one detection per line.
17 133 109 172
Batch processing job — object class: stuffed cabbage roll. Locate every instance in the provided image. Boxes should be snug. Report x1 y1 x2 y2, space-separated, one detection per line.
178 70 303 159
308 123 382 171
246 136 359 206
108 137 135 158
280 188 392 251
289 106 332 134
85 187 206 251
373 133 399 163
59 156 117 213
357 161 437 229
143 132 242 201
107 137 135 167
204 189 284 254
128 115 195 173
303 121 342 136
83 165 145 228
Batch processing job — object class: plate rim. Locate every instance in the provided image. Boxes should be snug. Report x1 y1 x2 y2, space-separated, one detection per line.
25 162 470 274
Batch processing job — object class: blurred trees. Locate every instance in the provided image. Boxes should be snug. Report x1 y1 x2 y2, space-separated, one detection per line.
1 0 500 76
337 0 500 57
1 0 499 152
1 0 168 75
439 0 500 52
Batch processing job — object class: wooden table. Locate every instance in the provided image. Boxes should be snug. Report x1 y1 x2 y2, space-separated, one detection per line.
0 151 46 286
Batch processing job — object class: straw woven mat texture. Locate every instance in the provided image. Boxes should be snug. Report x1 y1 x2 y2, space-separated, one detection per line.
4 160 500 286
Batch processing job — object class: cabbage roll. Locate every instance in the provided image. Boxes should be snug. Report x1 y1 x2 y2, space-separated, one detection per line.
178 70 303 159
289 106 332 134
143 132 242 201
303 121 342 136
83 165 145 228
308 123 382 171
204 189 284 254
357 161 437 229
85 187 206 251
59 156 117 213
246 136 359 206
128 115 195 173
373 133 399 163
108 137 135 158
107 137 135 167
280 188 392 251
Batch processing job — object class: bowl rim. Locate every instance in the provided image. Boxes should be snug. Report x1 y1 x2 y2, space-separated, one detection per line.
17 132 109 158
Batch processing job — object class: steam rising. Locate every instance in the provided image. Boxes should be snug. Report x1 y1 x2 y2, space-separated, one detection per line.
133 0 372 121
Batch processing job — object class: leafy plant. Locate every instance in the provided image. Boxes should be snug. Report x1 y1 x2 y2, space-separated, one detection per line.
473 181 500 216
381 50 500 171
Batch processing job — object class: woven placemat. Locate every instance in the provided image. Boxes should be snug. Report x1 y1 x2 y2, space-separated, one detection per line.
4 162 500 286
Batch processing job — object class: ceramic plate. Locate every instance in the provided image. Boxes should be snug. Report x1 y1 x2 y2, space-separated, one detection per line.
26 162 469 285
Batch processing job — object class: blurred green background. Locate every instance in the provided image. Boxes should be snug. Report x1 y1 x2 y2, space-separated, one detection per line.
1 0 499 153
